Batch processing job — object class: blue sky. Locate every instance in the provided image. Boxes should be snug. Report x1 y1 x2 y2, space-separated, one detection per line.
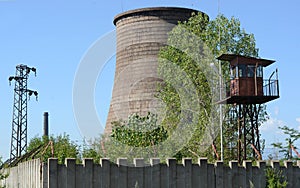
0 0 299 160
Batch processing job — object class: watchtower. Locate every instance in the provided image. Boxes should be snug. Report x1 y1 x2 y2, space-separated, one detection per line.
217 54 279 162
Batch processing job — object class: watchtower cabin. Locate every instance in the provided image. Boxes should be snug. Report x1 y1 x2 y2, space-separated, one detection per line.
217 54 279 104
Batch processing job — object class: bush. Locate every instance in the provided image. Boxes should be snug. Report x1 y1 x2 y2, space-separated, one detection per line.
265 168 288 188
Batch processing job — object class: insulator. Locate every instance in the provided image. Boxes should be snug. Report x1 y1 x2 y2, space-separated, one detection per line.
8 77 13 86
31 68 37 76
34 91 38 96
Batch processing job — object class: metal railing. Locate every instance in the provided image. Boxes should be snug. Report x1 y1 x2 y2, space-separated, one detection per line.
223 79 279 98
263 79 279 97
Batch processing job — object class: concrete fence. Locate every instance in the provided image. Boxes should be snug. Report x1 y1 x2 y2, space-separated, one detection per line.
1 159 43 188
2 158 300 188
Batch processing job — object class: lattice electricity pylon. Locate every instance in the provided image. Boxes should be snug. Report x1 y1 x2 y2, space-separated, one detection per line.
9 64 38 163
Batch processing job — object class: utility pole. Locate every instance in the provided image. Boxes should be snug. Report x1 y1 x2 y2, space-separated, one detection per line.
9 64 38 163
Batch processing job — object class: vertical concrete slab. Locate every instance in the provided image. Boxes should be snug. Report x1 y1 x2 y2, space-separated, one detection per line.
83 159 94 188
183 158 192 188
215 161 224 188
256 161 266 188
160 163 168 187
100 158 111 188
295 161 300 186
48 158 58 188
65 158 76 188
93 164 101 188
117 158 128 188
42 163 48 188
243 161 253 188
144 165 152 188
110 163 119 188
223 166 230 187
237 165 246 188
196 158 207 188
167 158 177 188
133 158 145 187
150 158 160 188
229 161 238 188
207 164 215 188
57 165 67 188
75 164 83 188
176 164 184 188
284 161 293 188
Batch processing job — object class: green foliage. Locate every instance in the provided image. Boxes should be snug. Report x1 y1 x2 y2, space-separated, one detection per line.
157 13 266 162
0 157 8 188
265 168 288 188
111 113 168 147
27 133 80 164
271 126 300 160
91 113 170 163
204 14 258 57
82 141 102 163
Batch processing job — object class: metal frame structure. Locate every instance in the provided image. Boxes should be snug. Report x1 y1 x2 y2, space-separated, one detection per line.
228 104 264 162
9 65 38 163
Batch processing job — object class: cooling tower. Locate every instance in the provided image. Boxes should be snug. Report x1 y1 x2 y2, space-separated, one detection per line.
105 7 206 134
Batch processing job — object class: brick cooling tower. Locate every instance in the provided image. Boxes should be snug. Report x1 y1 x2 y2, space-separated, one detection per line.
105 7 205 134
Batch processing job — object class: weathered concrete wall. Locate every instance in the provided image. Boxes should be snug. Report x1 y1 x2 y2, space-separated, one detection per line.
1 159 42 188
3 158 300 188
105 7 206 134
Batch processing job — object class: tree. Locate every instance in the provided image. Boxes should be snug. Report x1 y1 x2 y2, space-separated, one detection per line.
157 13 266 161
271 126 300 160
82 140 103 163
27 133 80 164
0 156 8 188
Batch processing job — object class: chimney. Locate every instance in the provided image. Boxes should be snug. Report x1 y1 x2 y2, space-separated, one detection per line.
43 112 49 137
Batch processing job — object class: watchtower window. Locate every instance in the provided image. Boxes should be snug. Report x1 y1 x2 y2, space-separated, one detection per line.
256 66 263 77
238 65 246 77
231 66 238 79
247 65 255 77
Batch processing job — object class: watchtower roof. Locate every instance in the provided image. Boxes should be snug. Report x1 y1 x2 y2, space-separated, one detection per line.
217 54 275 67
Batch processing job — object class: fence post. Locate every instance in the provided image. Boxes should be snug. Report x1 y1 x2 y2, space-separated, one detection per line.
243 161 253 188
197 158 208 188
83 159 94 188
100 158 111 188
48 158 58 188
117 158 128 188
167 158 177 188
133 158 145 187
215 161 224 188
229 161 238 188
257 161 266 188
284 161 293 187
150 158 160 188
65 158 76 188
183 158 192 188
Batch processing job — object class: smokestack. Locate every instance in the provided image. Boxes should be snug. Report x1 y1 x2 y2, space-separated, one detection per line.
43 112 49 137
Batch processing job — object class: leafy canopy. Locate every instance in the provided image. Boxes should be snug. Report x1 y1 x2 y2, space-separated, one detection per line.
27 133 79 164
